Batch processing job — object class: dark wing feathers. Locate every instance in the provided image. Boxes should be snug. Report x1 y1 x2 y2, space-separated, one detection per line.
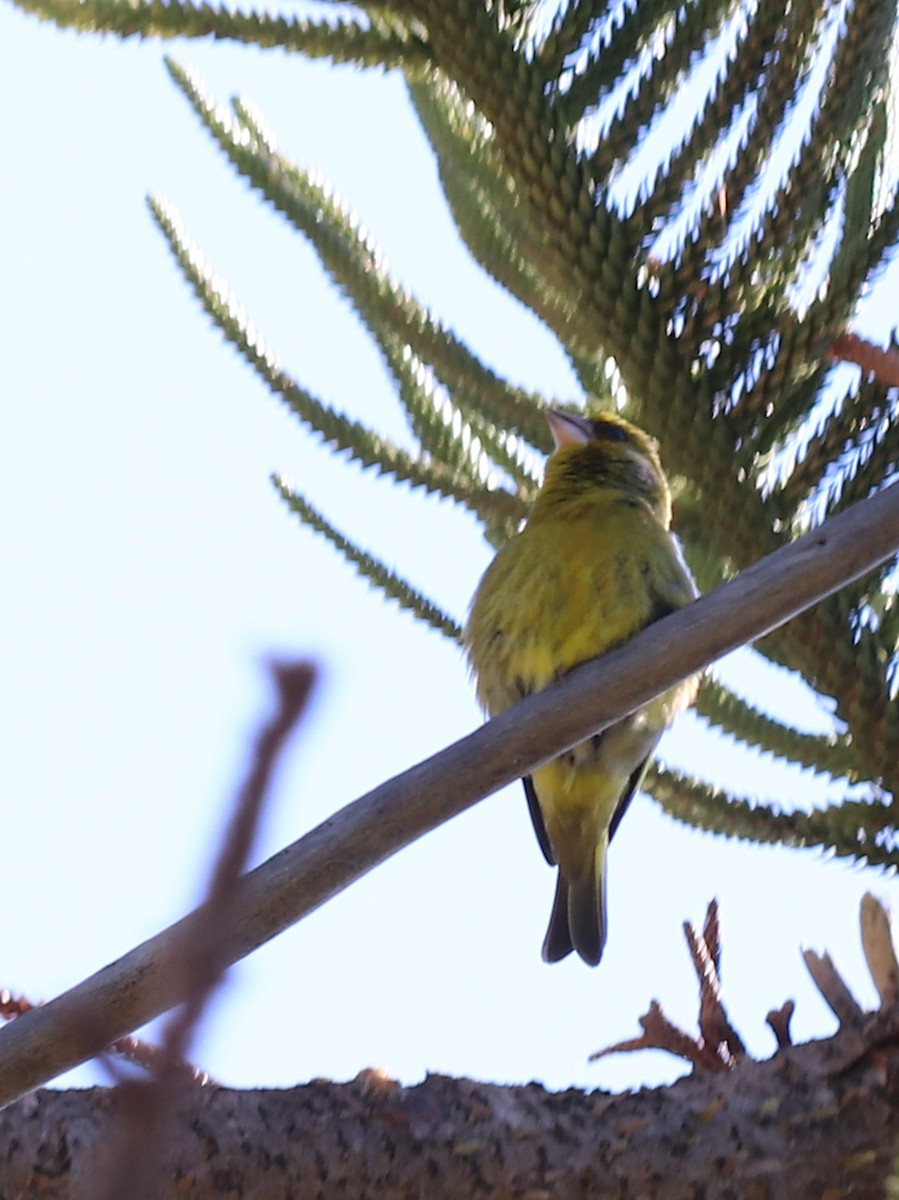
609 754 653 843
523 776 555 864
523 571 687 864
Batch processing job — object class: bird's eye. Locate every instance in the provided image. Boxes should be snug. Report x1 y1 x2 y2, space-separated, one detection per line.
591 420 630 444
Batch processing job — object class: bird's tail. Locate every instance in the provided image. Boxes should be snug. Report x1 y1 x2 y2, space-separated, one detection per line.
541 838 608 967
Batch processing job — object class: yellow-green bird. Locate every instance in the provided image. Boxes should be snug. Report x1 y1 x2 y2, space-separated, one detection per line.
463 409 698 966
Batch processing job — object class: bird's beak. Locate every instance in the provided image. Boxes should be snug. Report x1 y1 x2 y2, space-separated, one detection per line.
546 408 593 449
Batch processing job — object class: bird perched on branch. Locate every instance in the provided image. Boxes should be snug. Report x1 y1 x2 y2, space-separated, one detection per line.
464 409 698 966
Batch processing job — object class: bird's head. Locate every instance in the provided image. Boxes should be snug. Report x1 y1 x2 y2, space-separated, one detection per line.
539 408 673 525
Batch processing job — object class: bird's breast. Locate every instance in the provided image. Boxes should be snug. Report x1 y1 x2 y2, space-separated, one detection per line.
466 499 673 714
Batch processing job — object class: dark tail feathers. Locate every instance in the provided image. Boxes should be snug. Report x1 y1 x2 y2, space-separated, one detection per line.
541 853 607 967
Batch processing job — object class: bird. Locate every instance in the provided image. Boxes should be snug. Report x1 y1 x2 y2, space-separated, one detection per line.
463 408 698 966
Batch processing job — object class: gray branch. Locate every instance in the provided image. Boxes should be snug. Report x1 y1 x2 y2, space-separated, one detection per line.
2 481 899 1109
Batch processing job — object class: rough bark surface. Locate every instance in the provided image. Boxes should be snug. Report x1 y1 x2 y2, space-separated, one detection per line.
2 1011 898 1199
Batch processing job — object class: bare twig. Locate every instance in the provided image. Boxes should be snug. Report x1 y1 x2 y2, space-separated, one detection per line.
702 901 721 976
1 483 899 1108
103 1036 210 1084
159 660 316 1074
766 1000 795 1048
686 904 745 1065
97 660 316 1200
829 332 899 386
588 1000 725 1071
591 901 746 1072
802 949 865 1029
860 893 899 1011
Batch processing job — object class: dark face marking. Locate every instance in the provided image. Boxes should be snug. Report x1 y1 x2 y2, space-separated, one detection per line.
590 419 631 444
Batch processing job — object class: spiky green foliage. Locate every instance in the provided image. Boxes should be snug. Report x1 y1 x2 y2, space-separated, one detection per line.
15 0 899 865
272 479 463 642
695 676 860 782
146 189 527 537
9 0 428 68
646 763 898 868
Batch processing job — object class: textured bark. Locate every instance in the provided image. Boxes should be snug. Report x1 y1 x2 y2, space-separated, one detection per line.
2 1013 898 1199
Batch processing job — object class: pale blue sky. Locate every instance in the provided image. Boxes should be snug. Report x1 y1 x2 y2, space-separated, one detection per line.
1 4 892 1095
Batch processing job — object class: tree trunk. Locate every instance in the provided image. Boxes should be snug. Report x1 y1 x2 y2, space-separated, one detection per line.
2 1011 898 1200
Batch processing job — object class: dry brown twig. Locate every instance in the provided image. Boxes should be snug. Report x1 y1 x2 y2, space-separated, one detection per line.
590 900 746 1072
588 999 718 1070
689 900 746 1066
860 892 899 1010
591 893 899 1075
800 893 899 1078
801 948 865 1030
829 332 899 386
765 1000 795 1049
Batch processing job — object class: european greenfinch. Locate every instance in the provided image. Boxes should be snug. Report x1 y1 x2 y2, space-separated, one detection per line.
464 409 697 966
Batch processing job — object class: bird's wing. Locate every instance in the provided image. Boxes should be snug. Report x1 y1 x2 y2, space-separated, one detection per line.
609 753 655 843
521 540 695 865
605 563 694 843
523 775 556 864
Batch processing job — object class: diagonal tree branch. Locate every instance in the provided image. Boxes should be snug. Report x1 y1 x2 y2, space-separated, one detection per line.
1 481 899 1109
